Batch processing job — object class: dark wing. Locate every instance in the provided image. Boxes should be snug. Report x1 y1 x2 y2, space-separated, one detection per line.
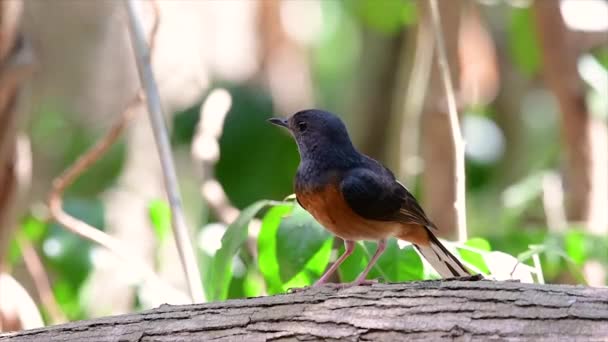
340 167 435 228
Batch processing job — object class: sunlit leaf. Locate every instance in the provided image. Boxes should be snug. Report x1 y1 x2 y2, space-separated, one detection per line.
339 239 424 283
282 238 333 290
207 200 272 301
564 230 587 265
371 240 424 281
243 270 264 298
276 205 332 283
338 242 368 282
258 203 294 294
148 199 172 243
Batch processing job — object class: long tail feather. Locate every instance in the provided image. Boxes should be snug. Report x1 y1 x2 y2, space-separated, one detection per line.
414 228 470 278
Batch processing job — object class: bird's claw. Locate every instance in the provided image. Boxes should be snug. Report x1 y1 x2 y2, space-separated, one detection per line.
286 278 381 293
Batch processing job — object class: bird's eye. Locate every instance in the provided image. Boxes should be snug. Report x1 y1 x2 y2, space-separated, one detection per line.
297 121 307 132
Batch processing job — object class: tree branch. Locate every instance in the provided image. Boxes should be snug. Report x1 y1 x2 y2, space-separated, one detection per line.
2 280 607 341
47 95 186 302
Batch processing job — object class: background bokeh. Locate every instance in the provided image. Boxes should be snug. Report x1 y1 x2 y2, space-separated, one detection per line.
0 0 607 331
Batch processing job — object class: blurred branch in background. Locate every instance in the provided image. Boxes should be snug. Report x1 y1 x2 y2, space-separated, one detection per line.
420 0 498 240
350 29 403 162
542 172 568 233
427 0 467 242
258 0 314 115
16 233 65 324
47 94 186 301
533 1 607 233
391 13 433 187
419 0 462 240
192 89 239 224
0 0 35 332
0 0 34 271
125 0 203 303
533 0 608 286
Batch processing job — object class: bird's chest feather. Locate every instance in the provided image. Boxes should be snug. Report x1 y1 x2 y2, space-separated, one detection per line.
295 181 398 241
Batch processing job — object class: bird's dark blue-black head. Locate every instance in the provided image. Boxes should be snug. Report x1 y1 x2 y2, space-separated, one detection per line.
268 109 358 165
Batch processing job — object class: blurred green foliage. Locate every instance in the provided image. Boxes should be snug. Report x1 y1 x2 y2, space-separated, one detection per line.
508 6 541 76
216 86 299 208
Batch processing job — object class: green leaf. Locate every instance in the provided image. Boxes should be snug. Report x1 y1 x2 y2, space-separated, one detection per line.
281 237 333 290
54 279 85 321
9 216 47 266
276 205 332 283
258 203 294 294
508 6 541 76
206 200 272 301
337 242 369 282
148 199 172 243
350 0 417 34
564 230 587 265
339 240 424 283
22 216 47 243
459 237 491 274
370 240 424 281
243 270 264 298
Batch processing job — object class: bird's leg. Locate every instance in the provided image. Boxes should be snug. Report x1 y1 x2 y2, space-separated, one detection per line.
313 240 355 286
350 239 387 286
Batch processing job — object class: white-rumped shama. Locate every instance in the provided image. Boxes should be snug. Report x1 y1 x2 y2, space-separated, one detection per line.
269 109 471 287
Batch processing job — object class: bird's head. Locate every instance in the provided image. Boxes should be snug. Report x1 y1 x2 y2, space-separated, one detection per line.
268 109 355 160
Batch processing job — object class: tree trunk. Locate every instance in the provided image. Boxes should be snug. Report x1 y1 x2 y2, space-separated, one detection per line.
0 0 30 271
533 1 608 235
2 280 607 341
420 0 463 240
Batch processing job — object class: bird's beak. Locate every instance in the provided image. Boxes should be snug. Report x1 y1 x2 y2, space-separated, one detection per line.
267 117 289 129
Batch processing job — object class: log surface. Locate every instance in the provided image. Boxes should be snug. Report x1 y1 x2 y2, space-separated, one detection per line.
2 280 608 341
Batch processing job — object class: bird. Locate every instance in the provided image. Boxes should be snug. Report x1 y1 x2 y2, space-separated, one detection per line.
268 109 472 287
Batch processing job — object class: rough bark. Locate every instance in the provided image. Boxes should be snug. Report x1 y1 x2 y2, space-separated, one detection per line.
2 280 607 341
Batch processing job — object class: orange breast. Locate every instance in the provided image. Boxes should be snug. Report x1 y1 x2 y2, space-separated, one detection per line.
297 184 399 241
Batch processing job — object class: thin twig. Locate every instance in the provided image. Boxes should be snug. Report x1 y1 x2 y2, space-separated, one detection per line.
47 96 186 300
46 1 187 300
49 94 141 200
16 233 66 324
427 0 467 242
124 0 203 302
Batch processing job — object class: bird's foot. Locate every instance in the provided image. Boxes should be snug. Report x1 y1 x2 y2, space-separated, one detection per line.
286 279 380 293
